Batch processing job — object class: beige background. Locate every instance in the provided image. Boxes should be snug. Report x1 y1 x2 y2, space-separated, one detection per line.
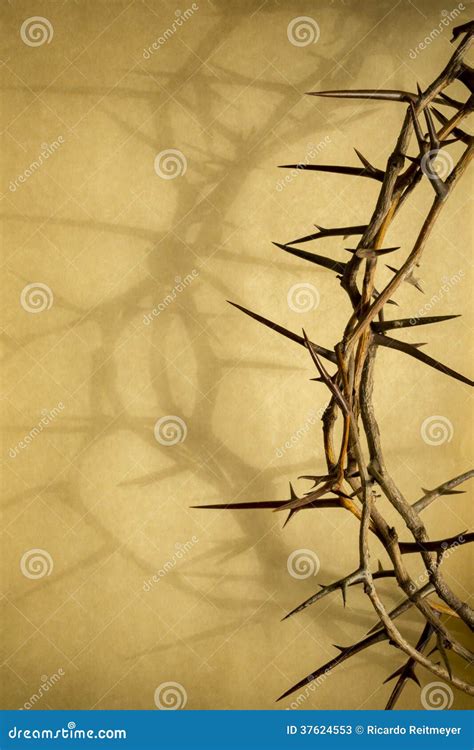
1 0 473 710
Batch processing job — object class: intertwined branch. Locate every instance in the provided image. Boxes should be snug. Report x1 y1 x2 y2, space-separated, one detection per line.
199 22 474 708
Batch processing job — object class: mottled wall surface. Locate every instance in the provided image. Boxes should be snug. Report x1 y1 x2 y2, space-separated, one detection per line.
1 0 472 710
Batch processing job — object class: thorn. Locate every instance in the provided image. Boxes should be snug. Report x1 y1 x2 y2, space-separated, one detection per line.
373 314 460 332
306 89 416 103
386 264 424 293
421 486 465 496
272 241 346 274
345 246 400 259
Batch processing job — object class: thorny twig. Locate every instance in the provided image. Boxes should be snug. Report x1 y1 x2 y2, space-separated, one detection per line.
198 23 474 707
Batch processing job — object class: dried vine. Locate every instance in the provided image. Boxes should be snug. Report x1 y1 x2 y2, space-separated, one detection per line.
199 22 474 708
